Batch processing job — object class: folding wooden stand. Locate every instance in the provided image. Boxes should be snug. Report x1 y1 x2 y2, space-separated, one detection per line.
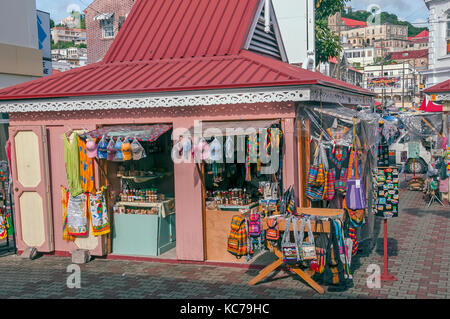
249 208 343 294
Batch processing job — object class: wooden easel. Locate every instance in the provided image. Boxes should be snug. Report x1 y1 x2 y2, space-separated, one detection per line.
249 208 343 294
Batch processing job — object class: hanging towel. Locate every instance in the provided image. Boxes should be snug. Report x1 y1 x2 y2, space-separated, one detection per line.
89 188 110 236
61 186 74 241
78 136 95 194
67 193 89 236
63 132 83 197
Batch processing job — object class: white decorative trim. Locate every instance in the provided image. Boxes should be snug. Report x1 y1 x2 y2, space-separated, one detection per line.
310 87 373 105
435 93 450 101
0 89 311 113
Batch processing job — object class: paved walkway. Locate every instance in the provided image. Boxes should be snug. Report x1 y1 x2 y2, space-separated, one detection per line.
0 189 448 299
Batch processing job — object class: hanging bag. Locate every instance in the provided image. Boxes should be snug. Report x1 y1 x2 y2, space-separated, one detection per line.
266 218 280 241
298 217 317 261
326 168 335 201
281 216 300 264
345 150 366 210
312 220 329 274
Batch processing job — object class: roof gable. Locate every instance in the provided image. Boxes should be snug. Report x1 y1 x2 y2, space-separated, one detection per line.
424 79 450 93
103 0 260 63
244 0 287 62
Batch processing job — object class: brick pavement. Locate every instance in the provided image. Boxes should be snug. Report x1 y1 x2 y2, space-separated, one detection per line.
0 188 449 299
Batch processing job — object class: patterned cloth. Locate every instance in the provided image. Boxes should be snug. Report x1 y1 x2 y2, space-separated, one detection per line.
0 214 8 240
78 137 95 194
67 193 89 236
89 189 110 236
61 186 74 241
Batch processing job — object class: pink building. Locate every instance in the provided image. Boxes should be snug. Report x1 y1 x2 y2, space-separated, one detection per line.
84 0 135 64
0 0 374 263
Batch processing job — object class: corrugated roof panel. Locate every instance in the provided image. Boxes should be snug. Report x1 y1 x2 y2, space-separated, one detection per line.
103 0 259 62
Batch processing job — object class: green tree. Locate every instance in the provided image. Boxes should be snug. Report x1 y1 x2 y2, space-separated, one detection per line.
50 19 55 29
315 0 349 64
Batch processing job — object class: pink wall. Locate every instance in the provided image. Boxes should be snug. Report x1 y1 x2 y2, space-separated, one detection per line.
10 102 297 261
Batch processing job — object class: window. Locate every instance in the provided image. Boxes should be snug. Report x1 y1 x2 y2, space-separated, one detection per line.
447 13 450 54
101 16 115 38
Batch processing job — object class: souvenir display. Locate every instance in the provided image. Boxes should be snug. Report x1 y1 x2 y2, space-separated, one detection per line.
374 167 399 218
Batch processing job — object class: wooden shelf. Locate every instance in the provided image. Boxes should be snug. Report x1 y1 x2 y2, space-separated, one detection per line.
115 199 174 208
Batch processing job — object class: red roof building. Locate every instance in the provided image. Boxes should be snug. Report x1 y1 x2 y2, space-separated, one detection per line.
341 17 367 29
0 0 375 263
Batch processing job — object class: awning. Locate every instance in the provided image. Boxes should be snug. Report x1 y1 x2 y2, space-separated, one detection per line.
94 13 114 21
189 120 280 137
79 124 172 142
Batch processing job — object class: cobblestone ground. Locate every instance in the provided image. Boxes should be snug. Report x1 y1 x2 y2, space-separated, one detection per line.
0 188 448 299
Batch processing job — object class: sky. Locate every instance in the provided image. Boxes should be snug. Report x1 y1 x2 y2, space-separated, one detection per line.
348 0 429 27
37 0 430 27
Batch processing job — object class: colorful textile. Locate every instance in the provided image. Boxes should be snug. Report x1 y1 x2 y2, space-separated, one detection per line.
78 137 95 194
89 189 110 236
61 186 74 241
63 132 83 197
67 193 89 236
0 214 8 240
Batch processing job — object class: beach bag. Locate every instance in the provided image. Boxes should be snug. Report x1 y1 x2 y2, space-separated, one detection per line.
323 219 346 286
298 218 317 261
345 151 366 210
266 218 280 241
248 211 262 237
281 216 300 264
312 220 328 274
335 167 348 193
227 215 248 258
343 200 365 227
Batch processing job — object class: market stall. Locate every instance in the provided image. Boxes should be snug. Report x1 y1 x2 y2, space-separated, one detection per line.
78 124 176 257
190 120 283 263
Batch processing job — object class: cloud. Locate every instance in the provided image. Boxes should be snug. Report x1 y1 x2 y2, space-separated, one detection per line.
36 0 87 23
348 0 429 24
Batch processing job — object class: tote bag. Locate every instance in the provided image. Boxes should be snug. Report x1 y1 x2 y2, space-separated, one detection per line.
345 151 366 210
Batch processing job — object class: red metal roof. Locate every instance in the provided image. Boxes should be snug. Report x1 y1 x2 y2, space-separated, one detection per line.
0 0 374 101
409 30 429 40
104 0 259 63
424 79 450 94
341 17 367 28
390 49 428 60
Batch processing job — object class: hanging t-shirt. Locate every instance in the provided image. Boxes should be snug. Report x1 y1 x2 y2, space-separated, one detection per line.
63 132 83 197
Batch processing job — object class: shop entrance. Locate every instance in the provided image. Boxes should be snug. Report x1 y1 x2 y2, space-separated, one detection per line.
194 120 283 263
82 124 176 258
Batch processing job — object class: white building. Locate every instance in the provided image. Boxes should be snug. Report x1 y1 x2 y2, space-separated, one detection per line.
364 63 420 108
422 0 450 88
344 47 377 68
0 0 42 89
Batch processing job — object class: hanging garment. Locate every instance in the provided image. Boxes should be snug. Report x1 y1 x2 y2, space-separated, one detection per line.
63 132 83 197
0 214 7 240
225 136 234 161
89 189 110 236
97 136 108 159
106 139 117 161
131 138 146 160
245 138 251 182
209 137 223 162
248 134 258 163
86 139 98 159
61 186 74 242
121 139 132 161
78 136 95 194
67 193 89 236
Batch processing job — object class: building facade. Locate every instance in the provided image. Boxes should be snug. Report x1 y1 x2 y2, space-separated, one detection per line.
84 0 136 64
51 27 86 45
344 47 377 67
342 23 408 50
364 63 420 107
389 49 429 71
422 0 450 88
0 0 42 89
